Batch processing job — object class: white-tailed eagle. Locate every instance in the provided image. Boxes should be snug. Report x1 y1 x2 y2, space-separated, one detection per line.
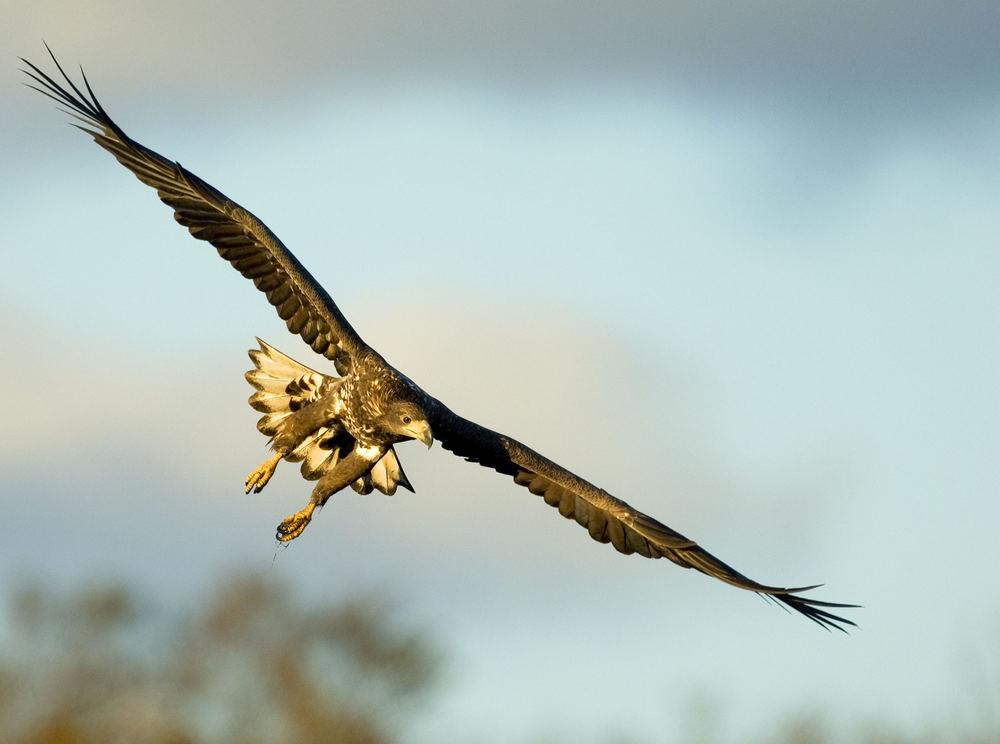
22 48 856 631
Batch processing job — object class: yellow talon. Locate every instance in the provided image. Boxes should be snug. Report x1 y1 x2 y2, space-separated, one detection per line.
245 452 283 493
276 503 315 541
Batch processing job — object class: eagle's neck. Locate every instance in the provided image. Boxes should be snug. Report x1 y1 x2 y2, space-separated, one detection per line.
336 354 420 446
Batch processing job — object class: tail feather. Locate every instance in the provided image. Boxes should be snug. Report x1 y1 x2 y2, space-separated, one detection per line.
246 338 329 427
351 448 412 495
370 449 414 495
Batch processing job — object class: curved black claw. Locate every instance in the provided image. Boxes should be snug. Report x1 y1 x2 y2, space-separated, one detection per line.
276 504 315 542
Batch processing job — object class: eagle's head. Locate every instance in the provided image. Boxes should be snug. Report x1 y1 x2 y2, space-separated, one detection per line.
381 400 433 448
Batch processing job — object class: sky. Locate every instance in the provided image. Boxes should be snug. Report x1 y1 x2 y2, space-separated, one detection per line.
3 2 1000 742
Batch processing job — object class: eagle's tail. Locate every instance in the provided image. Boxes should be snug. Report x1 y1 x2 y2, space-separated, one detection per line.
246 337 329 427
244 339 413 496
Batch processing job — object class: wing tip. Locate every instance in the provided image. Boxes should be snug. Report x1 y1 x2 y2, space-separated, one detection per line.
766 588 860 633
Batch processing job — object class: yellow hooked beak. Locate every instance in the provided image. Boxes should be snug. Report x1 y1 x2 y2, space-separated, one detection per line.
407 419 433 448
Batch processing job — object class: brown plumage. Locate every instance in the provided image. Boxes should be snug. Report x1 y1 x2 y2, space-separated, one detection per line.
22 47 857 630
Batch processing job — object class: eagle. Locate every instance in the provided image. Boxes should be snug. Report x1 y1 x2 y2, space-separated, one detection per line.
22 48 856 631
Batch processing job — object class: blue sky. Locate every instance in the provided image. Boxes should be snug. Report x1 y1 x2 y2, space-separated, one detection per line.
4 2 1000 741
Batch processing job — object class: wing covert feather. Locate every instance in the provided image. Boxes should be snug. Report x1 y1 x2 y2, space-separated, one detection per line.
21 49 363 374
430 403 856 631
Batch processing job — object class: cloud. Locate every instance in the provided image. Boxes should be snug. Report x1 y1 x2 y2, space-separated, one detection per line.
7 1 998 112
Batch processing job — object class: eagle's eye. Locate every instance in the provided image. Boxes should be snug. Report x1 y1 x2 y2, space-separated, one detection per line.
401 415 412 425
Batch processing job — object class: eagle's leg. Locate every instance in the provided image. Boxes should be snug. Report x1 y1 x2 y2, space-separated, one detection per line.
275 447 384 542
245 452 283 494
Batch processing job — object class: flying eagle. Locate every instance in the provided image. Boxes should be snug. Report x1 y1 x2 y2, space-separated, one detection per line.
22 48 856 631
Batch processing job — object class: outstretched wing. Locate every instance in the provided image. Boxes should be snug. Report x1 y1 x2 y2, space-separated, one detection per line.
430 403 857 631
21 47 365 375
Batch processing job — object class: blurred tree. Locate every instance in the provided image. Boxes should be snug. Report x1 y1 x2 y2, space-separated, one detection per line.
0 576 438 744
2 574 998 743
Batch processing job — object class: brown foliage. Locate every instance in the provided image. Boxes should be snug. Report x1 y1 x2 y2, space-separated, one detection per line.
0 576 437 744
